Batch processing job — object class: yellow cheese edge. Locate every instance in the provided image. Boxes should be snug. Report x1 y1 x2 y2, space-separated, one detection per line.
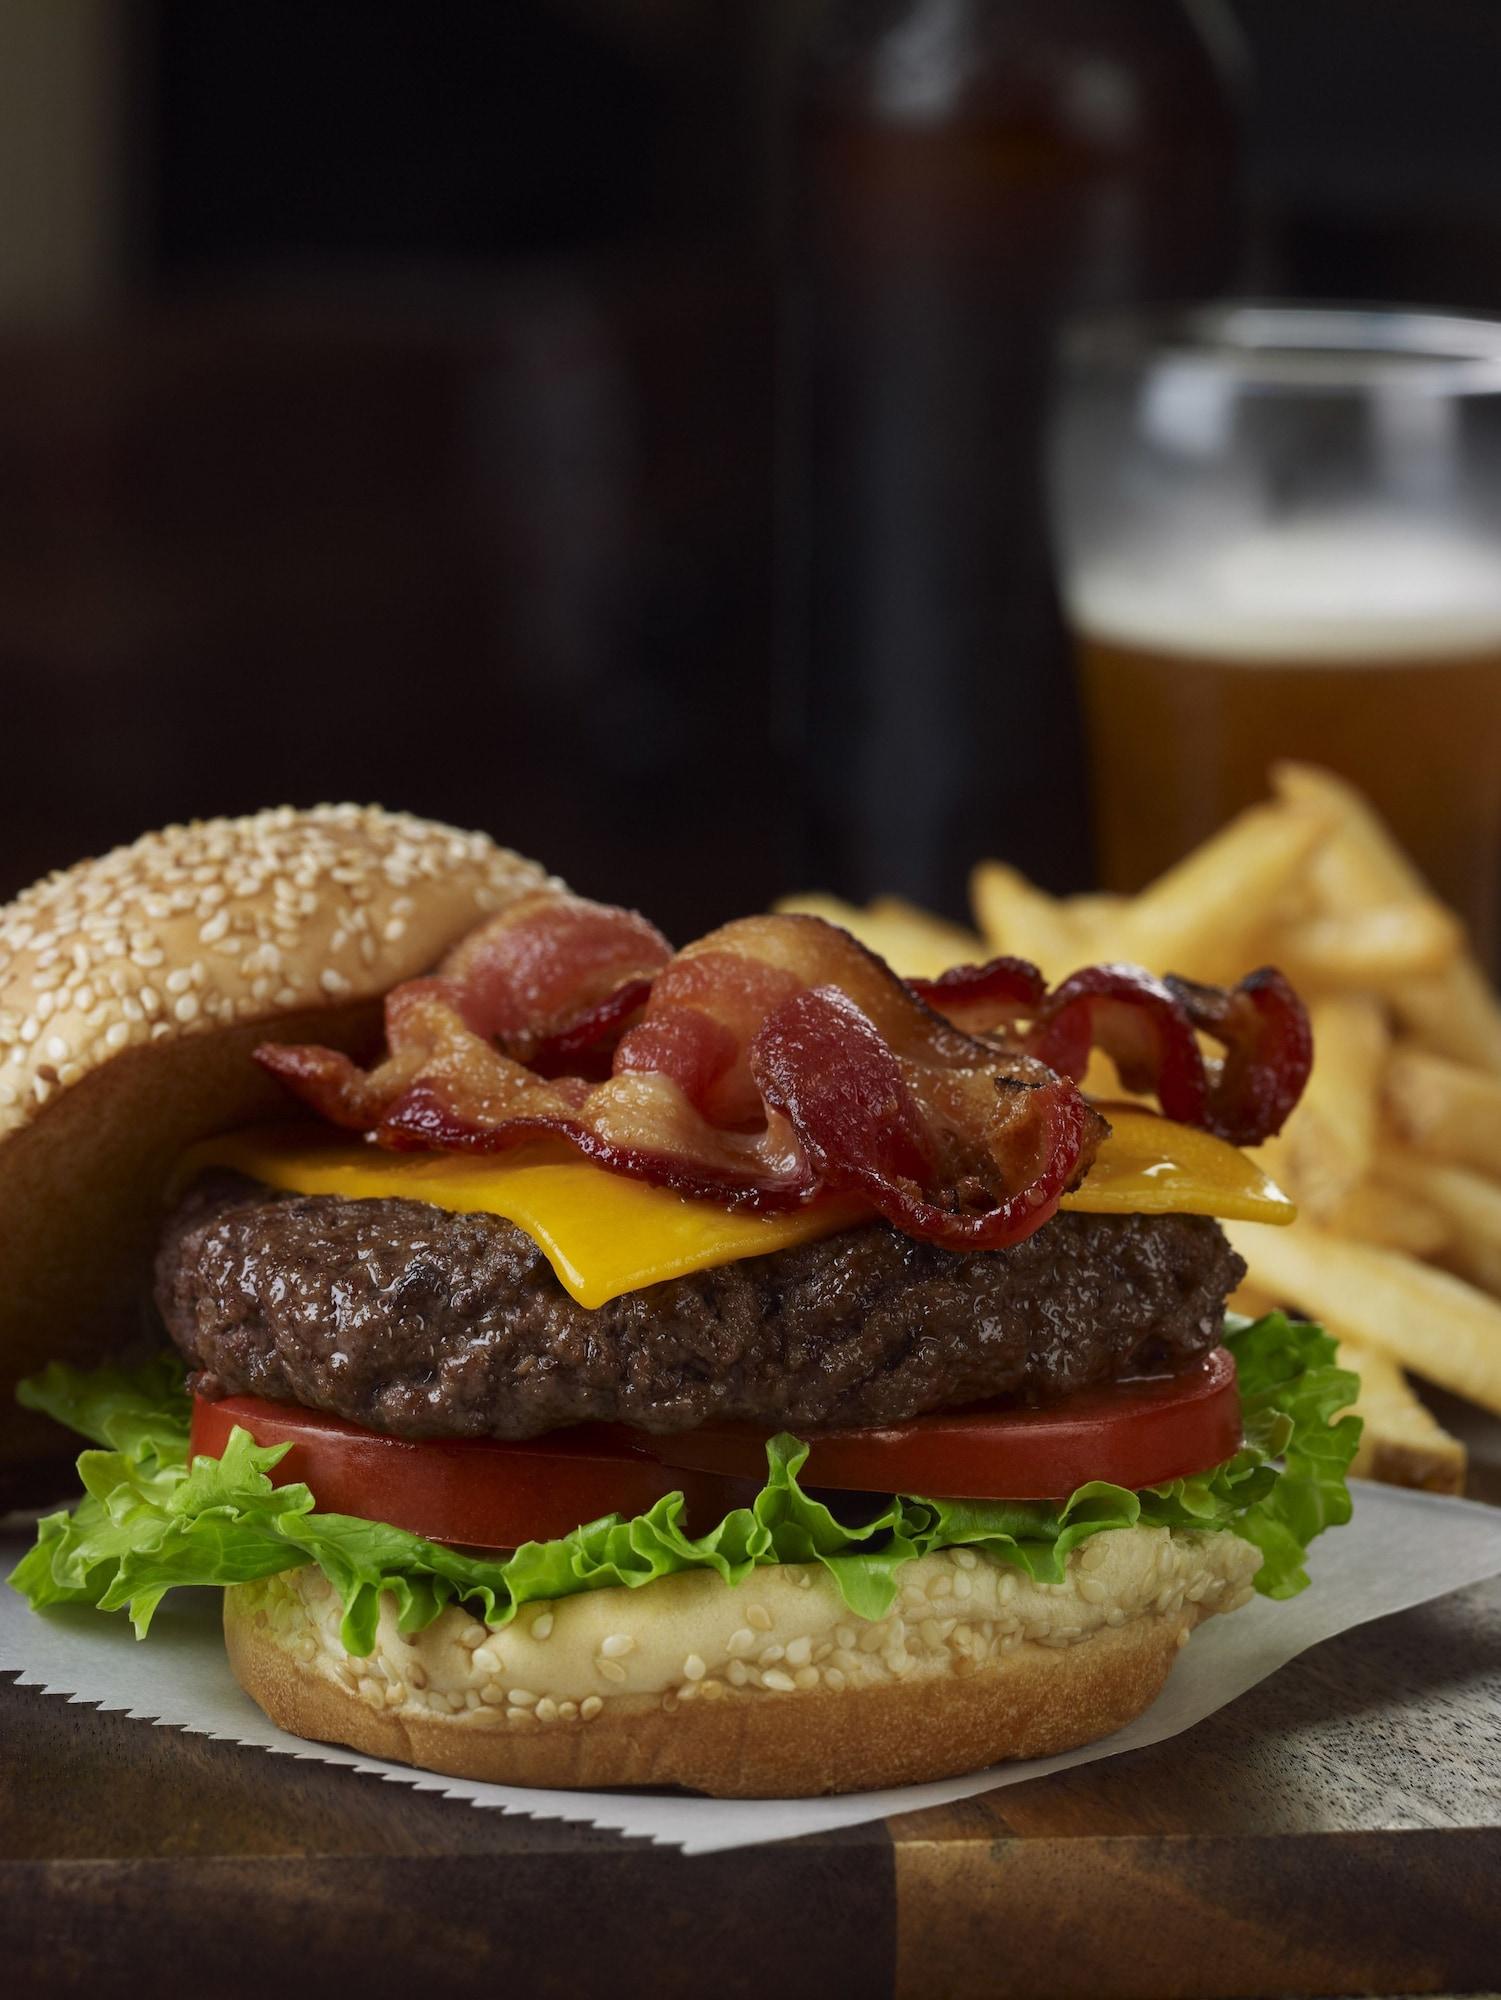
180 1108 1293 1310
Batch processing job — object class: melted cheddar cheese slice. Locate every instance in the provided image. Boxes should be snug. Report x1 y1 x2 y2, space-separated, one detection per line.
181 1108 1292 1310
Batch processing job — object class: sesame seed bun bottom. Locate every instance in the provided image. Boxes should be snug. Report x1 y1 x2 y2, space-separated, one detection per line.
223 1530 1261 1798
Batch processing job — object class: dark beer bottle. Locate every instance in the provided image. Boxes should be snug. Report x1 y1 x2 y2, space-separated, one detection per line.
786 0 1241 911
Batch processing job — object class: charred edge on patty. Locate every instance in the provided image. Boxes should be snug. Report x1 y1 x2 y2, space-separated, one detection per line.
156 1174 1246 1442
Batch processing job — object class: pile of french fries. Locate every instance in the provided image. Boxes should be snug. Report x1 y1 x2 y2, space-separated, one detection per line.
781 762 1501 1496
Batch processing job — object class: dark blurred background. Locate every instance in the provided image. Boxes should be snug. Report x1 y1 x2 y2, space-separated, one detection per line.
5 0 1501 936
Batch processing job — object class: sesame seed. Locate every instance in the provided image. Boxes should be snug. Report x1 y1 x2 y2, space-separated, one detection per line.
682 1654 706 1682
505 1706 535 1727
472 1645 501 1675
480 1682 506 1705
785 1635 812 1667
580 1696 603 1721
558 1700 579 1721
746 1604 773 1632
762 1670 796 1693
793 1666 819 1690
534 1697 560 1723
600 1632 635 1658
506 1688 538 1707
726 1628 755 1657
597 1658 628 1684
530 1612 554 1640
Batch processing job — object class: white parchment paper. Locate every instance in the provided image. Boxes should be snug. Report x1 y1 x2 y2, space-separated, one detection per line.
3 1481 1498 1855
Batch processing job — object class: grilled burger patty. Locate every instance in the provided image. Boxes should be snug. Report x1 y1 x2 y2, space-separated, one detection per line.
157 1173 1246 1441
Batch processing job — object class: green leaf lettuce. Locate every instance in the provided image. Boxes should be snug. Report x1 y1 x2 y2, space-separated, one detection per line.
9 1313 1359 1656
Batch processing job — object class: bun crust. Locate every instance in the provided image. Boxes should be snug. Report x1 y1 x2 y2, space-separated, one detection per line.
225 1530 1260 1798
0 807 556 1497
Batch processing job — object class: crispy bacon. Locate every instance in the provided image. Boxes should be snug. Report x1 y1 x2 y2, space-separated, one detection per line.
438 891 669 1067
1027 964 1212 1125
907 957 1047 1035
257 910 1108 1248
256 903 1312 1255
1163 967 1313 1147
1023 961 1310 1145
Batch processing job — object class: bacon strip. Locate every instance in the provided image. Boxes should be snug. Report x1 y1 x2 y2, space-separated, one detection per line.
257 911 1107 1249
1023 961 1310 1145
907 957 1047 1035
1164 967 1313 1148
438 891 670 1066
256 907 1311 1255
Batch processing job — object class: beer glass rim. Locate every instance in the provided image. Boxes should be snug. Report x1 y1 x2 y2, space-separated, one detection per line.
1063 301 1501 395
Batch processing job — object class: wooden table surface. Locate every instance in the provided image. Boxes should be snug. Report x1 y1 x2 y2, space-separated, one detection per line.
5 1394 1500 2000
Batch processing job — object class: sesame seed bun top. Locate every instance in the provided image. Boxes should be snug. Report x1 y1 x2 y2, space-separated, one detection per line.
0 804 556 1141
0 805 558 1499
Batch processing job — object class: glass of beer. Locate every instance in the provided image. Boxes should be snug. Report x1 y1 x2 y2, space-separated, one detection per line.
1048 304 1501 959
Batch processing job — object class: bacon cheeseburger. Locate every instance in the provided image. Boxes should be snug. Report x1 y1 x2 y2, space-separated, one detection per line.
7 809 1358 1797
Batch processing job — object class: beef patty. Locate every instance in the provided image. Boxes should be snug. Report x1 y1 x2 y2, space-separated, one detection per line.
156 1173 1245 1441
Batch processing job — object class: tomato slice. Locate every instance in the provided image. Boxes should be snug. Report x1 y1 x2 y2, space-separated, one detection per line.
630 1348 1243 1502
190 1348 1243 1548
188 1395 746 1549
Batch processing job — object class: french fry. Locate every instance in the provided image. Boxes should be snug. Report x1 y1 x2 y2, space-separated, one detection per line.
1109 796 1332 980
1225 1217 1501 1417
1386 962 1501 1074
774 893 984 978
969 861 1089 980
1338 1337 1468 1495
1385 1045 1501 1182
1273 762 1501 1071
1269 902 1462 989
1320 1180 1452 1261
1379 1147 1501 1297
1281 994 1388 1216
1228 1282 1280 1321
1273 762 1429 903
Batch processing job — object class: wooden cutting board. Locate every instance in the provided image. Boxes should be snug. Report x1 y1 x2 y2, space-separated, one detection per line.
4 1407 1498 2000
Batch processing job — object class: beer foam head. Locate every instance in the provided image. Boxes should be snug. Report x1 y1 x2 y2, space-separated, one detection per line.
1067 513 1501 662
